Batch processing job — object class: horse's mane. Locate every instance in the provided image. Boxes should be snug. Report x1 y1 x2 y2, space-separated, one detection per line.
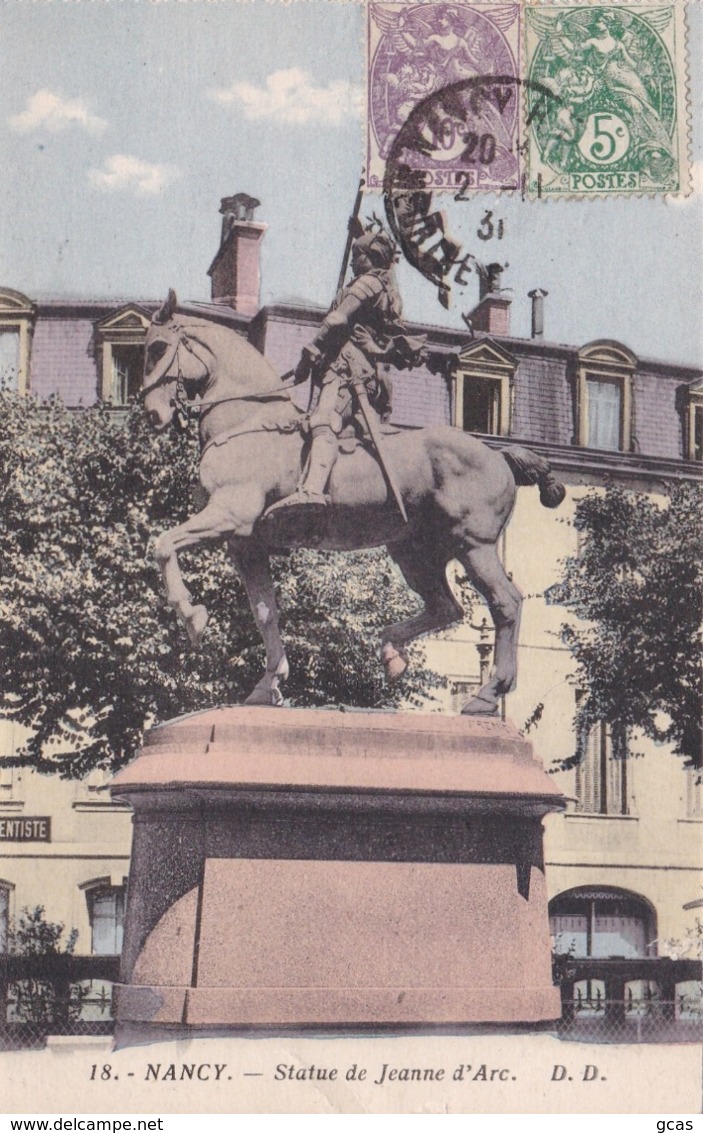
171 304 282 391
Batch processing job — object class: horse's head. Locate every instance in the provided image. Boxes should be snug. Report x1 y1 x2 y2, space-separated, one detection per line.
142 288 289 433
142 289 213 432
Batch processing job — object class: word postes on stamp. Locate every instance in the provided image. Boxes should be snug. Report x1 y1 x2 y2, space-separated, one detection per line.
525 5 689 197
367 2 521 193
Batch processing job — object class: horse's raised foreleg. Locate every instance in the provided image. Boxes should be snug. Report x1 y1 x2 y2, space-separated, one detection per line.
381 541 463 680
457 542 522 715
228 539 288 707
154 491 262 646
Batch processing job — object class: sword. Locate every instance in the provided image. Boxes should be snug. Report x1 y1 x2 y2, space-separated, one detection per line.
352 381 408 524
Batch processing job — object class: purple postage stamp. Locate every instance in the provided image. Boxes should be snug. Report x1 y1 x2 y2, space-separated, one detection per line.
367 2 521 193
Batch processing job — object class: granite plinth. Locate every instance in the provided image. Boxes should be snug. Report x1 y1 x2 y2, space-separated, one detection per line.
110 706 565 1031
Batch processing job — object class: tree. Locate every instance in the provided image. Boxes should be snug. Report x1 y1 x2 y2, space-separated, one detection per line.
0 392 444 778
8 906 85 1025
548 481 703 769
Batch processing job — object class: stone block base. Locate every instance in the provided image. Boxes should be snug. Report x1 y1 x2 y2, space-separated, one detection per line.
111 706 565 1031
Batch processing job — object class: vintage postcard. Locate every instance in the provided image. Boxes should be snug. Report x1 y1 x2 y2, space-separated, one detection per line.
0 0 701 1117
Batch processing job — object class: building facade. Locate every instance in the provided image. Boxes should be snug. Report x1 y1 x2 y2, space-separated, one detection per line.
0 195 701 1000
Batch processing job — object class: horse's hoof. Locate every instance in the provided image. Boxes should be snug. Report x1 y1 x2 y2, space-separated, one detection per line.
461 693 499 716
185 605 209 646
244 687 284 707
381 642 408 681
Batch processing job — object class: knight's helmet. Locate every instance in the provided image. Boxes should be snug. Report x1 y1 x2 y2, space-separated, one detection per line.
352 229 397 271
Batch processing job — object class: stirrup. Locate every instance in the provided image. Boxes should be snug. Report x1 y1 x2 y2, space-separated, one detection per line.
264 489 329 517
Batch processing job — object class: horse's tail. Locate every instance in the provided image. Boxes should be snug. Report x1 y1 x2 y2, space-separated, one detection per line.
501 445 566 509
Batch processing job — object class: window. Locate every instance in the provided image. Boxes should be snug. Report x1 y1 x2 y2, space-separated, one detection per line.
683 380 703 460
453 341 516 437
95 306 150 405
575 720 630 816
463 377 501 434
110 343 145 404
693 406 703 461
684 768 702 819
0 330 20 388
73 767 128 811
550 888 656 959
0 885 10 952
586 376 621 450
575 341 635 451
85 884 126 955
0 723 23 810
0 288 36 395
449 680 480 714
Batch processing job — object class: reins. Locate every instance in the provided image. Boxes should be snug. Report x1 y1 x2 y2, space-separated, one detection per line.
140 327 296 414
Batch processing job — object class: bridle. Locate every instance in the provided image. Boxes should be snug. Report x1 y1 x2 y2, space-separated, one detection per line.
139 321 297 430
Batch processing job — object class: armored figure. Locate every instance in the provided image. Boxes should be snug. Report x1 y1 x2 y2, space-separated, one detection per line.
268 229 425 514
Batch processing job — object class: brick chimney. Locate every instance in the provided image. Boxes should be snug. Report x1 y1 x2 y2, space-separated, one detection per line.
465 262 511 336
207 194 267 316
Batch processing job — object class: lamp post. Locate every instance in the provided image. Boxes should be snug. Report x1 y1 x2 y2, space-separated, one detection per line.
470 617 493 686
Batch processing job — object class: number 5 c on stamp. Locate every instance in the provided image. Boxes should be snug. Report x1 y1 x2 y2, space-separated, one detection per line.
525 4 690 198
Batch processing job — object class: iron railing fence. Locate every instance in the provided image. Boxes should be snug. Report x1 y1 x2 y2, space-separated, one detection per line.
557 998 703 1044
0 956 700 1047
0 954 119 1050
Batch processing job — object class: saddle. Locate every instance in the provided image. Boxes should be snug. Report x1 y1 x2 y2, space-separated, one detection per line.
338 421 401 455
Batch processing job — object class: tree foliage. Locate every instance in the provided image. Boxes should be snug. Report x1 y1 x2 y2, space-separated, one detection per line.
0 392 443 778
548 481 703 769
8 906 84 1025
9 905 78 958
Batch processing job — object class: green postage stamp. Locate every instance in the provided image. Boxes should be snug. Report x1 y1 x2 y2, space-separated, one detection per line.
525 5 689 196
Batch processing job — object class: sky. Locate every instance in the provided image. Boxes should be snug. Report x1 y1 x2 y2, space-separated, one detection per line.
0 0 701 366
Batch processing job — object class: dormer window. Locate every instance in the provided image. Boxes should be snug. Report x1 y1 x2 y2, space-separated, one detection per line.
453 340 516 437
95 305 151 405
683 379 703 461
575 342 636 452
0 288 36 394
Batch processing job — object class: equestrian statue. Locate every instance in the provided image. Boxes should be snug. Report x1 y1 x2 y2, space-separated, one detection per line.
141 226 565 713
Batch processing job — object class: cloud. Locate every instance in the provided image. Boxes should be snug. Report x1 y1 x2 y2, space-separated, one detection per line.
209 68 363 126
9 90 107 135
88 154 181 196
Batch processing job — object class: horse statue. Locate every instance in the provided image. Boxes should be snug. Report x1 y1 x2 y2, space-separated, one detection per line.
141 289 565 713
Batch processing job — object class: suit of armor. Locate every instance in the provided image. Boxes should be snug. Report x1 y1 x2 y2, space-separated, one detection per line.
273 231 423 508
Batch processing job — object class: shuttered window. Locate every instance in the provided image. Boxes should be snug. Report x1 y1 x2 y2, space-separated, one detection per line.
575 721 629 816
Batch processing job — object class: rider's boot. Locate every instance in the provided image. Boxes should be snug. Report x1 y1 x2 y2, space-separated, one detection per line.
298 426 338 503
266 426 338 514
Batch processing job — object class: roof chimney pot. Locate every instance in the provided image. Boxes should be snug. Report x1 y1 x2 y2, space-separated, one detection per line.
528 288 548 340
465 260 511 336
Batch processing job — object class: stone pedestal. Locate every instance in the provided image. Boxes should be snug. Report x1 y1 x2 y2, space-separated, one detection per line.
110 706 565 1032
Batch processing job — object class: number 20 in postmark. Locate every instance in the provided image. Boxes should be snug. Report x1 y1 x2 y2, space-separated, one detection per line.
525 5 689 197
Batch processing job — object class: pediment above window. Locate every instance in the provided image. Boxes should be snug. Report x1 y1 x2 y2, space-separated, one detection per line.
0 288 35 317
685 375 703 402
682 375 703 460
96 305 151 334
578 341 637 371
457 339 516 372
